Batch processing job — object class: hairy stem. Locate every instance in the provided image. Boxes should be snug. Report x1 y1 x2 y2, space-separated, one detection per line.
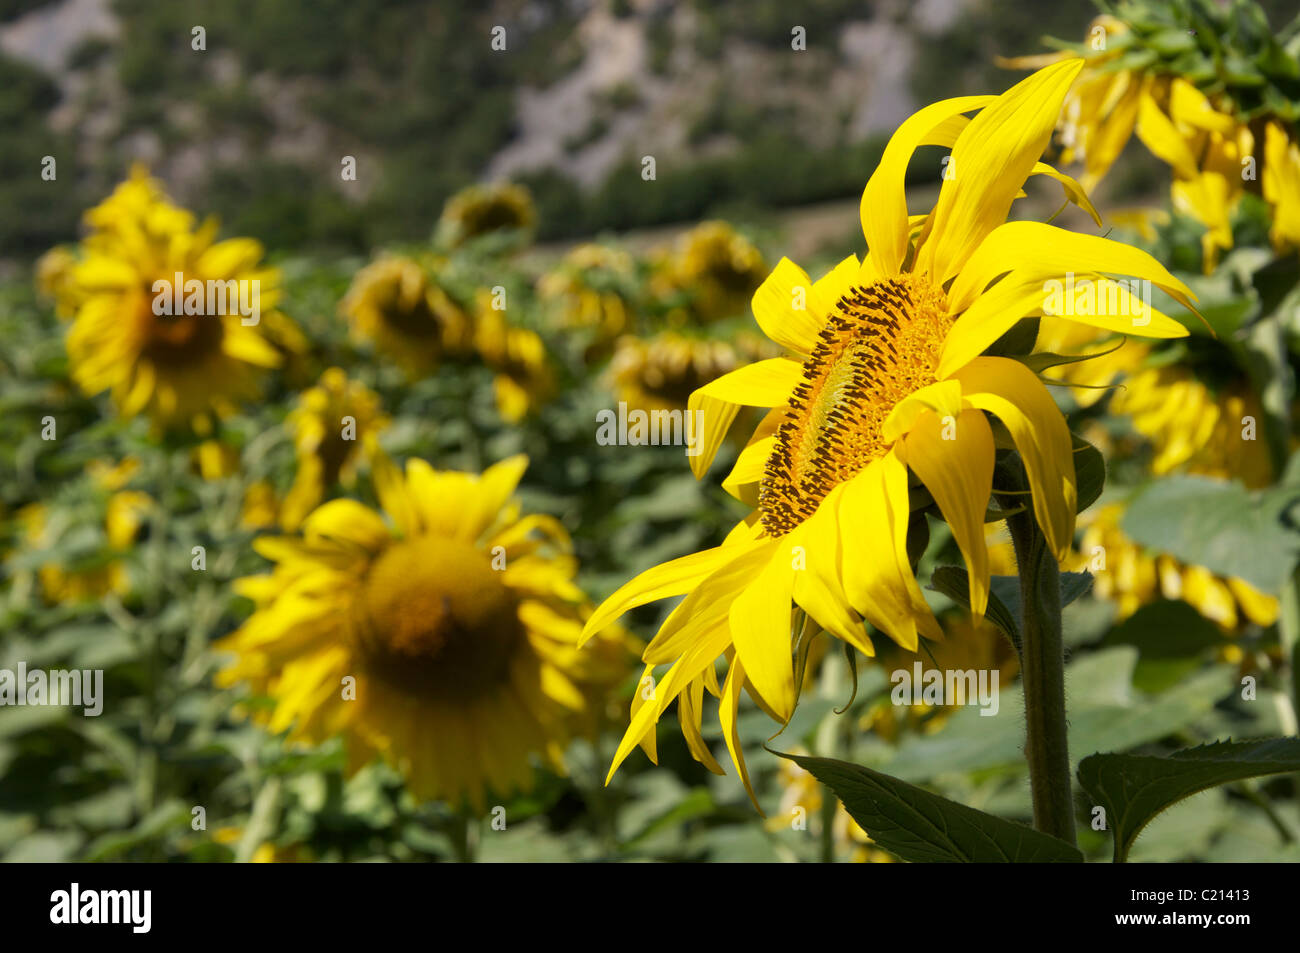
1007 509 1077 847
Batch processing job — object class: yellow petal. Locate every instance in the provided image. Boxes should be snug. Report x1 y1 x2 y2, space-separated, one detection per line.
752 258 824 355
919 58 1084 283
899 408 994 618
955 357 1075 560
718 657 761 813
728 544 797 722
861 95 995 277
881 379 964 443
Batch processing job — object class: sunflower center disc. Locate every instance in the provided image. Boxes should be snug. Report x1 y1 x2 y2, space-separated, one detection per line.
351 537 523 699
139 281 225 365
759 276 951 536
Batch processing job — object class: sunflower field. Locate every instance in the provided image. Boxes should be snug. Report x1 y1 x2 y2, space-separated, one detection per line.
3 0 1300 869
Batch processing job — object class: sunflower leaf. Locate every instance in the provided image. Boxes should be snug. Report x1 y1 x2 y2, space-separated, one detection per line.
1072 433 1106 515
777 752 1082 862
1078 739 1300 863
928 565 1022 652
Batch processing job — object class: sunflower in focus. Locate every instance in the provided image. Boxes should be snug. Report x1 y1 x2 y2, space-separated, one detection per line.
579 60 1200 803
1072 503 1278 631
279 369 389 530
652 221 768 323
342 255 472 375
62 167 294 431
218 455 628 808
1005 2 1300 269
437 182 536 247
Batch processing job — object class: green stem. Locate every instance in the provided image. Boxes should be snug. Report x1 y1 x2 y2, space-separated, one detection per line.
1279 567 1300 810
1007 509 1077 847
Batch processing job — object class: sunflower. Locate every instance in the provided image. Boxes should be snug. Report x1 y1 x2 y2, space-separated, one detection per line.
652 221 768 324
537 243 638 342
578 60 1199 802
1073 503 1278 631
1109 363 1276 488
342 255 472 375
217 454 628 808
1004 3 1300 269
15 459 150 603
437 182 536 247
608 330 770 414
473 298 554 423
35 246 82 320
279 368 389 530
63 169 292 430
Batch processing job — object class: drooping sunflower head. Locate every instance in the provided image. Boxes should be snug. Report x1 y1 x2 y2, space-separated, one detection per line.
608 330 769 414
437 182 536 247
62 170 291 431
1004 0 1300 267
279 368 390 530
218 455 631 809
537 243 638 342
342 255 472 374
580 59 1200 805
653 221 768 324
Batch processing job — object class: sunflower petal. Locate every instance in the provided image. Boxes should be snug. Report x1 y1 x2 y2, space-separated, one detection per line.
956 356 1075 560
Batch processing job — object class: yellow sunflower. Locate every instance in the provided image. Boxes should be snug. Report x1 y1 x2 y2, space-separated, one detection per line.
578 60 1198 802
437 182 536 247
1005 9 1300 269
279 368 389 530
63 169 293 430
652 221 768 323
341 255 472 375
608 330 771 414
1109 363 1276 488
217 455 628 808
473 298 554 423
537 243 637 342
15 459 150 604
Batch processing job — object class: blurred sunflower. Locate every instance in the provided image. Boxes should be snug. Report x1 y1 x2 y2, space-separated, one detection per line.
1073 503 1278 631
279 368 389 530
473 298 554 423
342 255 472 374
34 246 82 319
437 182 536 247
579 60 1200 802
1110 362 1277 487
62 168 295 431
15 459 150 603
1004 2 1300 269
608 331 769 413
218 455 628 808
538 243 638 343
652 221 768 323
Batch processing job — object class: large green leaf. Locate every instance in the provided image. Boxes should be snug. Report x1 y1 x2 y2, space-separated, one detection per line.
1078 739 1300 863
1121 474 1300 593
779 751 1082 863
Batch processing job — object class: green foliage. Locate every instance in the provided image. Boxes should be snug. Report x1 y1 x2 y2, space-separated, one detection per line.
778 752 1083 862
1078 739 1300 862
